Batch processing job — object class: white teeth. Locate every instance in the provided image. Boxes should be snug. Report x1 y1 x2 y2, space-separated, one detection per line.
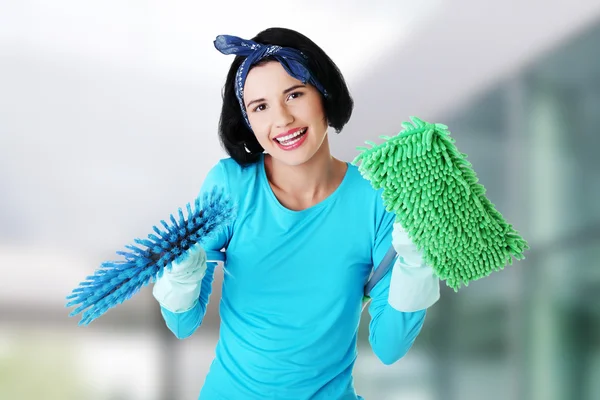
281 135 303 146
276 128 307 143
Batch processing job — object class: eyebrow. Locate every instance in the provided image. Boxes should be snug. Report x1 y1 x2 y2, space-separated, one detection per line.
245 84 306 109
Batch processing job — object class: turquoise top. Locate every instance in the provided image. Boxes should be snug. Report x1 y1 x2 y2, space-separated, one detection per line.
160 155 426 399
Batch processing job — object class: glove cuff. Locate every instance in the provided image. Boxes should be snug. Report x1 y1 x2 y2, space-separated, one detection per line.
388 258 440 312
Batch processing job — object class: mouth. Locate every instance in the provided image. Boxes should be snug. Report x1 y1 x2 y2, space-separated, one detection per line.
273 127 308 149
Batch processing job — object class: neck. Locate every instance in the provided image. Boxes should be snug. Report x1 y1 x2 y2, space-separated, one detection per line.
264 139 345 203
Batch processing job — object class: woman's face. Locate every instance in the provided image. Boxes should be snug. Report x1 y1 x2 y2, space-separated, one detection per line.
243 61 329 166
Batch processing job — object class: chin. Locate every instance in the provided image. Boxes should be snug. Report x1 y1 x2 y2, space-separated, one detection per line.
272 152 314 167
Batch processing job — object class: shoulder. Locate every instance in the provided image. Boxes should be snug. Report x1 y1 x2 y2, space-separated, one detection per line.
344 163 387 204
201 156 262 196
344 163 395 228
204 156 259 180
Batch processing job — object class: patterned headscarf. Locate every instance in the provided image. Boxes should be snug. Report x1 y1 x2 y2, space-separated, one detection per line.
214 34 328 129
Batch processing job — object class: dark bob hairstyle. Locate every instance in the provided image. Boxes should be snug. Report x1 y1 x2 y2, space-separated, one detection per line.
217 27 354 166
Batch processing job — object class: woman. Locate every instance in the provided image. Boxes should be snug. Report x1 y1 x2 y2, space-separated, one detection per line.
152 27 440 400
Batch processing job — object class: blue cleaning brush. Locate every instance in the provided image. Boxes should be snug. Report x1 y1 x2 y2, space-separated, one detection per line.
66 186 235 326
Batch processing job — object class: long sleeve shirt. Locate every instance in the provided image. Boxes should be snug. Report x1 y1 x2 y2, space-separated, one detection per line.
157 155 426 399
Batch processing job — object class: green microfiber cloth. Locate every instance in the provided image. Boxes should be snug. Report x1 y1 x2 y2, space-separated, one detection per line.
353 116 529 291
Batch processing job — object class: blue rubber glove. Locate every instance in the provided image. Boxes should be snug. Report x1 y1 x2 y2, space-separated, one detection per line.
152 243 208 313
388 222 440 312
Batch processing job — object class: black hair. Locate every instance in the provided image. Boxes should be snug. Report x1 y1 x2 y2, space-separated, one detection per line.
217 27 354 166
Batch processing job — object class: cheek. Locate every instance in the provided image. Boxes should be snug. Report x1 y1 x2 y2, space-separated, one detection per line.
303 97 326 124
248 117 268 139
255 132 271 144
305 109 327 132
250 125 272 145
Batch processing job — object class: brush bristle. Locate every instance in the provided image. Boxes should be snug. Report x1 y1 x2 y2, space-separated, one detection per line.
66 186 234 325
353 116 529 291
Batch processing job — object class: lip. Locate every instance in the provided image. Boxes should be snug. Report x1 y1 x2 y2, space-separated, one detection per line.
274 128 308 151
273 127 307 139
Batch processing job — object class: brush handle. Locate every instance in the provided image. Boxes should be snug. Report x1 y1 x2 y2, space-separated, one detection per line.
207 249 383 298
364 245 397 298
151 249 226 264
206 246 388 296
206 250 226 263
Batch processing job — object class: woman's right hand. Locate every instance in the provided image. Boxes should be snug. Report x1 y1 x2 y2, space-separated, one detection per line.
152 243 208 313
167 243 208 280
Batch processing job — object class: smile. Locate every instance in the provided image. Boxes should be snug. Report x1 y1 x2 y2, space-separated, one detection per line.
274 128 307 145
273 127 308 151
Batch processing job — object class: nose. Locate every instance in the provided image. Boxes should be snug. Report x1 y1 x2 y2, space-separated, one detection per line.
273 103 294 128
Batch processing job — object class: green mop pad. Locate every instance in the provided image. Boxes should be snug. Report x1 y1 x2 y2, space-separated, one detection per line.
353 116 529 291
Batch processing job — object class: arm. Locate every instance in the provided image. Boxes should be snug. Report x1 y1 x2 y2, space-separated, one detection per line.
367 268 427 365
152 161 232 339
156 254 218 339
367 207 440 364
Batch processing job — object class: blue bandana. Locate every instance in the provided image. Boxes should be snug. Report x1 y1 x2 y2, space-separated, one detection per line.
214 34 328 129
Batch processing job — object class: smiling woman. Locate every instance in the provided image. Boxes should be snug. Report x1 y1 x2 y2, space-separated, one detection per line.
243 65 327 164
151 27 441 400
215 28 353 167
242 61 346 212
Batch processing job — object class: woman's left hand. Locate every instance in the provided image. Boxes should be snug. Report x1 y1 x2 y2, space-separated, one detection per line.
387 222 440 312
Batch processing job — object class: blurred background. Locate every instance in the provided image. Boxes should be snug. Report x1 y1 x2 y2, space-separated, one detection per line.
1 0 599 399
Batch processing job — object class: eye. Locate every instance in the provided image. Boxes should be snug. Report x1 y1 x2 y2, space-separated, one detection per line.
287 91 303 101
252 103 267 112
